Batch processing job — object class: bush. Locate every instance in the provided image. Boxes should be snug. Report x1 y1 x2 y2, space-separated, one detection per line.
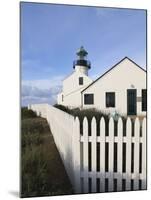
53 105 127 136
21 107 37 119
54 104 109 120
53 104 72 114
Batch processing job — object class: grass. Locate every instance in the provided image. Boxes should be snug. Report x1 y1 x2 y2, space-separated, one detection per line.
21 107 73 198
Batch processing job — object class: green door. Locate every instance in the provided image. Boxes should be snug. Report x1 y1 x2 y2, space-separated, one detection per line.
127 89 137 115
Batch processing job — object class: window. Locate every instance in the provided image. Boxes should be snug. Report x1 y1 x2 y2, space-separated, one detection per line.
79 77 83 85
84 94 94 104
62 95 64 102
106 92 115 107
142 89 147 111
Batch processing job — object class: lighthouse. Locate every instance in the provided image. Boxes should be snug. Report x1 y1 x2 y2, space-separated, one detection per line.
73 46 91 76
57 46 93 107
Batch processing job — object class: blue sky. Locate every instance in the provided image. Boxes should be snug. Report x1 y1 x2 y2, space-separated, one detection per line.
21 2 146 106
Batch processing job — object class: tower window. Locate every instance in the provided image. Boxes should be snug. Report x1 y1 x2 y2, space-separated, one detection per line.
62 95 64 102
106 92 115 107
142 89 147 111
84 94 94 105
79 77 83 85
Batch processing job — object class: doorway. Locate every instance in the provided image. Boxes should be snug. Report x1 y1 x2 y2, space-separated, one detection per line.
127 89 137 115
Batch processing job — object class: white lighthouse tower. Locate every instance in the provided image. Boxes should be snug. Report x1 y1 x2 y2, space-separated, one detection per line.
57 46 93 107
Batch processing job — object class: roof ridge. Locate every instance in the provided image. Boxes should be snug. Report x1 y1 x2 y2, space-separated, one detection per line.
81 57 146 93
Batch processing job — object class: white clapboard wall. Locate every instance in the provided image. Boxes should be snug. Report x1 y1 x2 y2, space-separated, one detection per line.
29 104 147 194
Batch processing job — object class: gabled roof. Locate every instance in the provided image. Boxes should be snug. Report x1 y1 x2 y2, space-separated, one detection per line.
81 57 146 93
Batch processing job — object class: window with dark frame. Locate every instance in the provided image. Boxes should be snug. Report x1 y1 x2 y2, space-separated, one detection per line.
84 94 94 105
106 92 115 107
79 77 83 85
142 89 147 111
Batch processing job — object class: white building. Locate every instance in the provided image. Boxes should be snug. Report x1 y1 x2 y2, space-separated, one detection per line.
57 47 147 116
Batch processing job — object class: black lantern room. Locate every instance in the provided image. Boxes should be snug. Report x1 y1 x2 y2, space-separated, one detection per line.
73 46 91 69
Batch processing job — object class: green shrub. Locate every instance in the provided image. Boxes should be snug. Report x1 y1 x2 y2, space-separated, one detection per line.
53 104 109 120
53 104 72 114
21 107 37 119
53 105 127 136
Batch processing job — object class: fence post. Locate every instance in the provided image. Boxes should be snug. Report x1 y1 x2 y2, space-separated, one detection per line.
117 117 123 191
108 117 114 192
91 117 97 193
133 117 140 190
100 117 105 192
83 117 89 193
73 117 81 194
126 117 132 190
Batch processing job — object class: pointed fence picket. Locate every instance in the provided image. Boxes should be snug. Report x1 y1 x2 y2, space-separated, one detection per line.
117 117 123 191
133 118 140 190
100 117 105 192
29 104 147 194
125 117 132 191
91 117 97 193
83 117 89 193
73 117 81 193
108 117 114 192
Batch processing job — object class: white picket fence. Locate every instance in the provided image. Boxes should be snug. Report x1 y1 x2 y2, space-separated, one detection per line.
28 104 147 193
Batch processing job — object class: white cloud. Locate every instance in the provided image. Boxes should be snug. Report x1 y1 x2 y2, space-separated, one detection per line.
21 75 65 107
22 75 64 89
21 58 53 74
22 59 40 69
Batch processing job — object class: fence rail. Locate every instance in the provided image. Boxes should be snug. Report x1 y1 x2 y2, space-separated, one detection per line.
28 104 147 193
